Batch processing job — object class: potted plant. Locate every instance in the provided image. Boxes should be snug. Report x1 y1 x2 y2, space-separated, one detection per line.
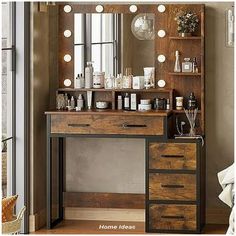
175 11 199 37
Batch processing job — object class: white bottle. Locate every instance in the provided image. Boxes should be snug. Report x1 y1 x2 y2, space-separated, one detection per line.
174 51 181 72
76 94 84 111
130 93 137 110
117 95 123 110
71 96 75 109
85 62 93 88
74 74 84 89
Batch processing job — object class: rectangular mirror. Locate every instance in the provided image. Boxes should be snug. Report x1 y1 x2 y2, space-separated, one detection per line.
74 13 155 78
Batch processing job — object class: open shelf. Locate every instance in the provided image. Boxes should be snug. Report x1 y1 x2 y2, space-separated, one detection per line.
169 72 201 76
169 36 202 40
57 88 173 93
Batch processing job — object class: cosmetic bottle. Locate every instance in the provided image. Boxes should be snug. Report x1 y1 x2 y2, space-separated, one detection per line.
174 51 181 72
123 68 132 89
192 57 198 73
166 98 170 110
188 92 197 109
105 74 114 89
93 72 105 88
182 58 193 72
87 91 92 110
71 96 75 109
74 74 84 89
117 95 123 110
76 94 84 111
176 97 183 110
130 93 137 111
85 62 93 88
64 93 68 109
114 74 122 89
124 93 130 110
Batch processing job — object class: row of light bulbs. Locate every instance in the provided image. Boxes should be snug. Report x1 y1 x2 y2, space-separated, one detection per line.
62 4 167 86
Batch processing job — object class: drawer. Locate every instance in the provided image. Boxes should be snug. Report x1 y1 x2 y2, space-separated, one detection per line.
149 142 196 170
149 204 197 231
50 114 164 136
149 173 196 201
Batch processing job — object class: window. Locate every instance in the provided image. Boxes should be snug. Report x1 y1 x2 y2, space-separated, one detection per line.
1 2 15 197
74 13 119 77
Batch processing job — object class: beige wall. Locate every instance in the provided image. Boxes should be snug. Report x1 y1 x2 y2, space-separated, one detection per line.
205 2 234 220
31 2 234 229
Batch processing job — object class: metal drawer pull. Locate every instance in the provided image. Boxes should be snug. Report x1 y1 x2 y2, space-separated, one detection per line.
161 184 184 188
122 123 147 128
160 154 184 158
68 124 90 127
161 215 185 219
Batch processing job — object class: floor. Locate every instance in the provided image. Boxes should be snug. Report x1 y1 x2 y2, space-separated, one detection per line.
34 220 228 234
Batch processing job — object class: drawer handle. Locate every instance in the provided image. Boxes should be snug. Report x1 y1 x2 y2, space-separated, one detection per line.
160 154 184 158
161 184 184 188
68 124 90 127
161 215 185 220
122 123 147 128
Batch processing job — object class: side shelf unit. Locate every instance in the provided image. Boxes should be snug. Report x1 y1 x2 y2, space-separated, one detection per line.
145 139 205 233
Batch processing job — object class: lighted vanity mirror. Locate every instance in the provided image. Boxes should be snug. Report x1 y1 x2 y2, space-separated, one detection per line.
74 13 155 78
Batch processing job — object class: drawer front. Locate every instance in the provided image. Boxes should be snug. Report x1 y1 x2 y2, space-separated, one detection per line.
149 142 196 170
149 173 196 201
149 204 197 231
50 114 164 136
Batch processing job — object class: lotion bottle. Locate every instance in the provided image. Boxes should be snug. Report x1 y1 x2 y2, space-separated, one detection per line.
124 93 130 110
85 62 93 88
71 96 75 109
76 94 84 111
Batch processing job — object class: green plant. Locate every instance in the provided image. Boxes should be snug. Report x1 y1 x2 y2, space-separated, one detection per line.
175 11 199 33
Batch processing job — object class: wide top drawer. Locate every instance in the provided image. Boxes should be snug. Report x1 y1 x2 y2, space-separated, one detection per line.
149 142 196 170
50 114 165 136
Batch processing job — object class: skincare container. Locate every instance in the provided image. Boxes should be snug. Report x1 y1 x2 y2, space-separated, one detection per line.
140 99 151 105
87 91 92 110
85 62 93 88
117 95 123 110
182 58 193 72
96 101 109 109
123 68 132 89
74 73 84 89
132 76 145 89
105 74 114 89
166 99 170 110
174 50 181 72
188 92 197 109
154 98 167 110
64 93 68 109
76 94 84 111
176 97 184 110
93 72 105 88
114 74 122 89
124 93 130 110
71 96 75 109
192 57 198 73
130 93 137 110
138 104 152 111
144 67 155 89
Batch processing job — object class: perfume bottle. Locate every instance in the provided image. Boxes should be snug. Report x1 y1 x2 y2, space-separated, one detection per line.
192 57 198 73
174 51 181 72
123 68 132 89
182 58 193 72
188 92 197 109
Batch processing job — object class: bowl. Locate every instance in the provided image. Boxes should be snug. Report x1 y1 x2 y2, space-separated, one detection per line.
96 101 109 109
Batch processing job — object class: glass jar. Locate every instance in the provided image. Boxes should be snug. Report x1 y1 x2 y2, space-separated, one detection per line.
93 72 105 88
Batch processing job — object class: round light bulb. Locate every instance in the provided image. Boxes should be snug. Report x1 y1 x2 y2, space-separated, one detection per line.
157 5 166 13
129 5 138 13
96 5 104 13
64 5 72 13
64 79 72 87
64 30 72 38
64 54 71 62
157 55 166 63
157 30 166 38
157 79 166 88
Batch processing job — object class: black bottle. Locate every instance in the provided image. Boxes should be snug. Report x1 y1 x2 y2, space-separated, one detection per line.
188 92 197 109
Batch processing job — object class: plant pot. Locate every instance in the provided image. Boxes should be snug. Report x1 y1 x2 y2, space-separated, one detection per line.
179 32 192 37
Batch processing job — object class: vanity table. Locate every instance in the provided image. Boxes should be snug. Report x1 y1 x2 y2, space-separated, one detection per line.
45 3 205 234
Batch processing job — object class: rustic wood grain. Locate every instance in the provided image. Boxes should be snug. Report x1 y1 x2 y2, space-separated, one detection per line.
149 173 196 201
149 204 197 230
149 142 196 170
50 114 164 135
63 192 145 209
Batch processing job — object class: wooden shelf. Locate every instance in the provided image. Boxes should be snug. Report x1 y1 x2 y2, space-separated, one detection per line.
57 88 173 93
169 36 202 40
169 72 201 76
173 110 201 114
